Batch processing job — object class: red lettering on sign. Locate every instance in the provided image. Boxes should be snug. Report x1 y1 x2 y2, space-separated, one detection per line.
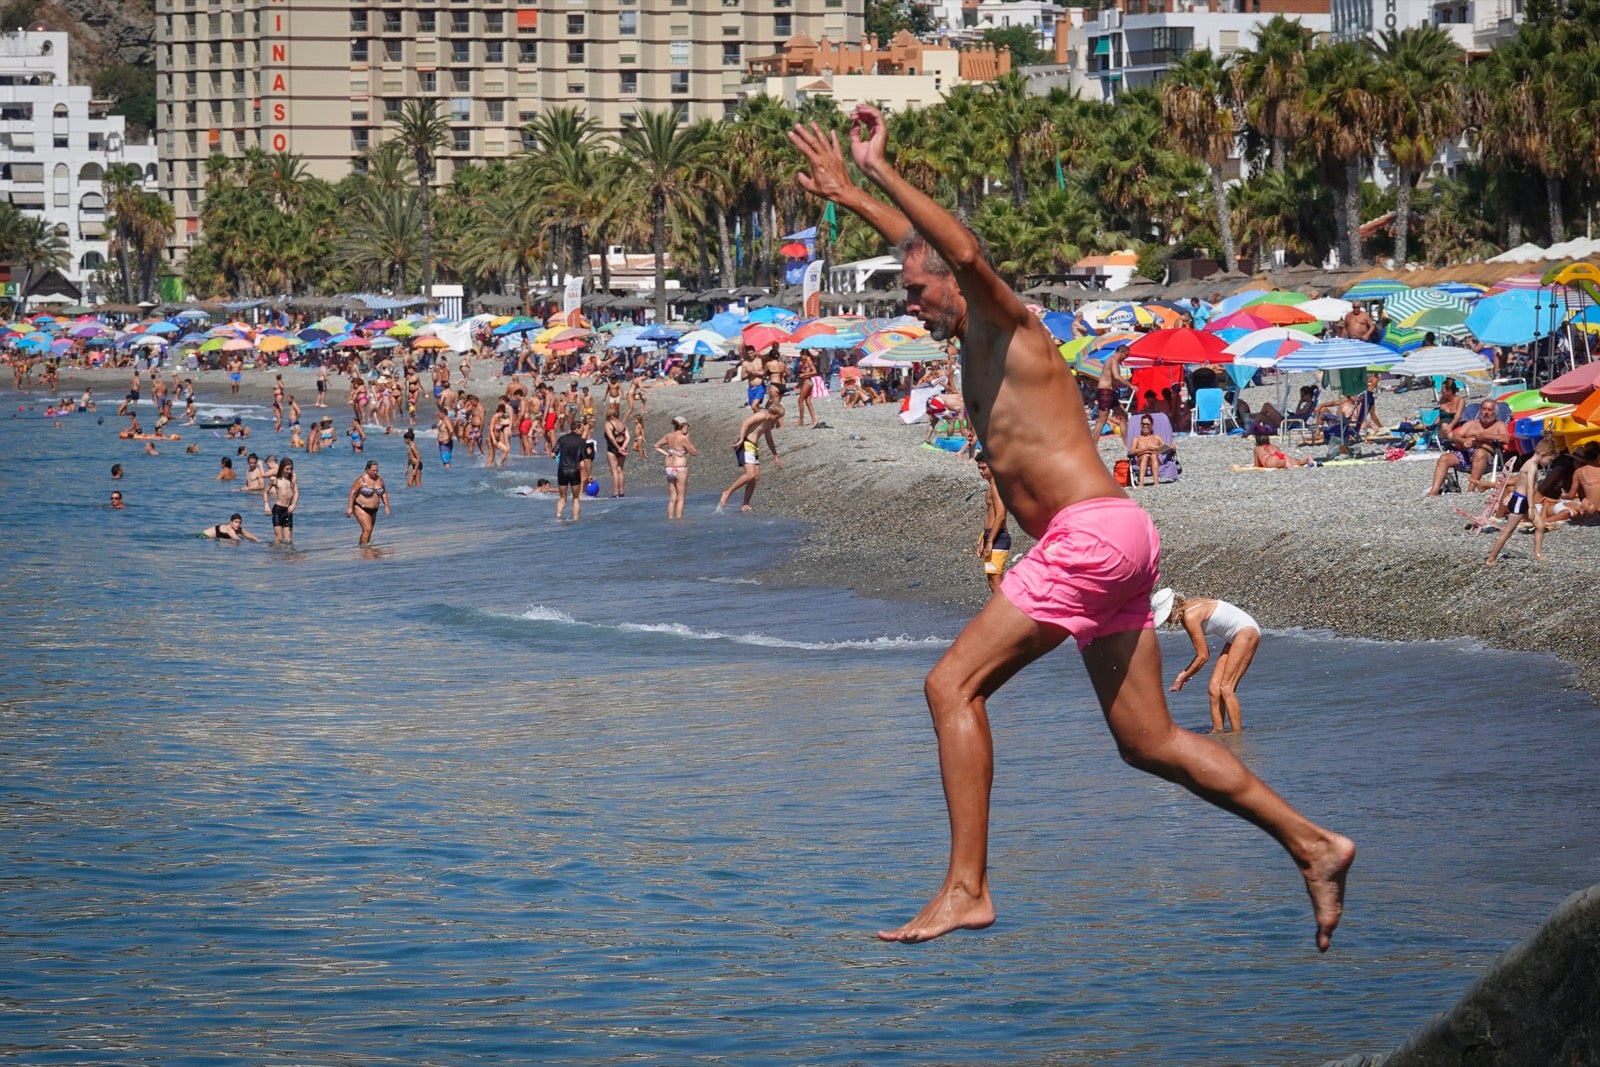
271 73 286 92
272 133 288 151
271 44 286 62
273 103 286 122
274 14 283 31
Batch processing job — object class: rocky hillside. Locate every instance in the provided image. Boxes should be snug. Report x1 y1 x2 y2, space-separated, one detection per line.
3 0 156 134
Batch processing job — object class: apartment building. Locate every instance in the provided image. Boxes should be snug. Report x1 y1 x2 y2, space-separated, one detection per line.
156 0 862 258
0 29 160 297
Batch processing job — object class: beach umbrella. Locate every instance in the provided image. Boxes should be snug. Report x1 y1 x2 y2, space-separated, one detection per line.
50 338 73 352
1382 287 1472 325
15 333 51 349
336 336 371 348
1380 324 1431 353
1247 302 1320 329
298 328 331 342
1225 327 1310 364
1058 336 1095 367
1206 310 1274 332
1209 289 1270 317
256 335 301 353
363 319 396 330
68 324 107 339
746 306 798 324
1125 328 1230 365
1040 311 1082 343
492 317 540 336
1274 337 1394 371
789 320 840 342
1397 306 1470 332
1241 290 1310 309
1540 362 1600 404
1300 297 1355 321
1342 278 1411 301
1386 346 1493 378
1433 282 1488 298
198 337 227 353
312 315 350 333
175 332 209 347
175 308 211 320
742 324 792 349
795 333 861 350
637 324 683 342
704 311 745 338
779 242 809 258
1101 303 1158 329
144 321 180 335
220 337 253 352
673 328 730 351
413 336 451 350
869 336 947 364
606 328 648 349
1464 289 1566 346
370 336 401 349
386 322 417 338
672 337 726 357
860 327 928 356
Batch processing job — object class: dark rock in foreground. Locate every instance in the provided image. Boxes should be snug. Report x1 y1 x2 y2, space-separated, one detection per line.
1323 883 1600 1066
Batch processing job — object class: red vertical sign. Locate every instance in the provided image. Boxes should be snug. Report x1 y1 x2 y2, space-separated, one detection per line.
265 0 289 152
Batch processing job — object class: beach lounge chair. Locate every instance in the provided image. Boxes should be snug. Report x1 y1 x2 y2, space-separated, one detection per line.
1124 412 1180 484
1192 388 1227 435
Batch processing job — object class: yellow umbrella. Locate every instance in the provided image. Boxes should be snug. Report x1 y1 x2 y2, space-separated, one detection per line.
413 336 451 350
490 316 514 327
386 323 416 338
532 325 566 344
257 335 298 353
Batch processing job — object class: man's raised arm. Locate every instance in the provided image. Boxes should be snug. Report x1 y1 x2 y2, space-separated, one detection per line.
788 122 913 248
844 105 1029 330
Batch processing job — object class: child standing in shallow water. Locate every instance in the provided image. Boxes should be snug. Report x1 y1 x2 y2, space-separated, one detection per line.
404 429 422 487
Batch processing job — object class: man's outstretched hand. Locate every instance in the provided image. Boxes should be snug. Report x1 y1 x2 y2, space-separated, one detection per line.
849 104 890 181
789 123 855 205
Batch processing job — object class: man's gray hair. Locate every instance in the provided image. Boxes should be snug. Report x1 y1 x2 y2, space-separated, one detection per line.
893 232 953 278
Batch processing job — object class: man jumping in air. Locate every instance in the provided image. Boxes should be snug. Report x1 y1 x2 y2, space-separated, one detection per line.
790 108 1354 949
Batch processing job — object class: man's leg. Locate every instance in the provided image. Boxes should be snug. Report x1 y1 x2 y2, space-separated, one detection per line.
878 594 1066 943
1081 628 1354 951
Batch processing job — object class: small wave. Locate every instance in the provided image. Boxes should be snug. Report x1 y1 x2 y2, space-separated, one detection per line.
698 576 762 586
512 606 947 652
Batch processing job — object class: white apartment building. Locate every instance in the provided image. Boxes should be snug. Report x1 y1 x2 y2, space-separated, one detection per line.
1332 0 1522 50
0 29 160 298
1082 1 1332 101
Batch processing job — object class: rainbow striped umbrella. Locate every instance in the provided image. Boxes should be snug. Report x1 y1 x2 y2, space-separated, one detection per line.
868 336 947 364
859 327 927 356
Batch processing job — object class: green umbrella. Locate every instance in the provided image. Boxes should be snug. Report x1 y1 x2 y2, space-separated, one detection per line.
1242 291 1310 308
199 337 226 352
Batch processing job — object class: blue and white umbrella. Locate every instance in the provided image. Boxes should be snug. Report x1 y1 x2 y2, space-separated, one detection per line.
794 333 862 350
1273 337 1394 371
672 337 726 357
639 324 683 342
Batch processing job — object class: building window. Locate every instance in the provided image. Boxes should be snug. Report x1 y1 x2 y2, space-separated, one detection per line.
567 41 585 63
619 10 637 34
452 129 470 151
383 10 402 32
350 10 367 30
353 130 369 151
485 11 503 32
384 40 402 62
518 41 537 63
567 14 584 33
671 71 689 94
419 71 436 92
486 99 504 122
54 134 67 149
450 97 471 121
418 10 436 32
722 43 740 66
775 14 792 35
452 70 471 91
620 70 637 94
486 41 503 63
452 41 471 62
671 22 688 35
384 98 401 119
352 107 369 122
670 41 689 65
451 11 470 33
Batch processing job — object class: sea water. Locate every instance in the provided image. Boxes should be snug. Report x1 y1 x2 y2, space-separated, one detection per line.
3 392 1598 1065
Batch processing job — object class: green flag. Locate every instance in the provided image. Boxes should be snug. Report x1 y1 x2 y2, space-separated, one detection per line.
1055 155 1065 191
823 201 837 243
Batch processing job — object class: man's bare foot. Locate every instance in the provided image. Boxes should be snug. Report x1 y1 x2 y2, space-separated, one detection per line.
1299 833 1356 952
1534 553 1547 562
877 883 995 943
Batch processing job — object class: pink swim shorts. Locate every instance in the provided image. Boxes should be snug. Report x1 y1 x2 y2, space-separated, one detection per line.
999 495 1161 651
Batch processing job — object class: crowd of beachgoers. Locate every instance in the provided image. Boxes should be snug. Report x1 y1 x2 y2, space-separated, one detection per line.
6 274 1600 696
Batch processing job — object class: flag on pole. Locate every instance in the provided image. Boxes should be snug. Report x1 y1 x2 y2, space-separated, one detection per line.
1055 155 1066 191
823 201 838 243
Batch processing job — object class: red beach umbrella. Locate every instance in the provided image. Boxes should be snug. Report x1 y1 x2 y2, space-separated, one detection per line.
1540 361 1600 404
1206 311 1274 332
1125 328 1231 365
742 324 792 349
789 321 838 342
780 242 810 258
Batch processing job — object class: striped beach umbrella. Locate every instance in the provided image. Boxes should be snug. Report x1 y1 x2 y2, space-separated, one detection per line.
1382 288 1472 326
869 336 947 364
859 327 927 356
1385 346 1493 378
1381 324 1430 353
1274 337 1395 370
1343 278 1412 301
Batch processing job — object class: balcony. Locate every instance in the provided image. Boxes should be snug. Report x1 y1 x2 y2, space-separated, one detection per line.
1123 47 1189 67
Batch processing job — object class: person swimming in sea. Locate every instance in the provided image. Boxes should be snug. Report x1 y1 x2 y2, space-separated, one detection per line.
200 513 261 542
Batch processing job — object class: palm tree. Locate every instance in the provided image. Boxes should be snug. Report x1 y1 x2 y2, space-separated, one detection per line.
339 185 422 291
617 108 714 323
5 212 70 314
1234 16 1315 173
1298 40 1382 267
983 72 1044 207
1372 26 1464 267
392 99 451 299
1160 48 1240 270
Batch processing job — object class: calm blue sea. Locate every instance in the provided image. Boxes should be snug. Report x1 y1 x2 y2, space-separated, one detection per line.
3 385 1598 1066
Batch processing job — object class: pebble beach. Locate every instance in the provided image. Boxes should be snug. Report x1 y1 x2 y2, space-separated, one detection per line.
55 360 1600 700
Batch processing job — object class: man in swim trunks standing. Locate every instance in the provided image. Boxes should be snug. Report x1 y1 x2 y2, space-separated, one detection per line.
790 108 1353 949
